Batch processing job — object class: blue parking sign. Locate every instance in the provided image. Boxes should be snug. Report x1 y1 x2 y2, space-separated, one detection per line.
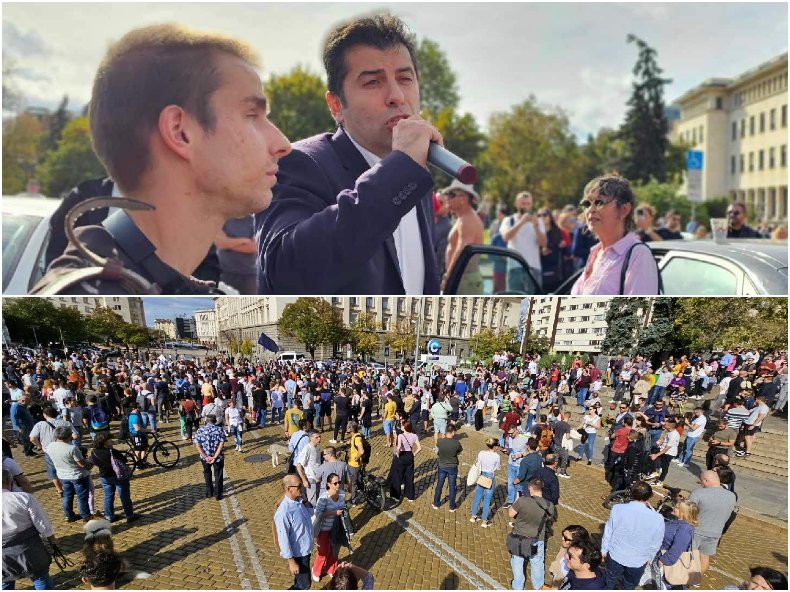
686 150 704 170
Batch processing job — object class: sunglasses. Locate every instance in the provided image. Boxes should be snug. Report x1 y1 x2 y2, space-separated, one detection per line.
329 481 341 486
579 197 616 210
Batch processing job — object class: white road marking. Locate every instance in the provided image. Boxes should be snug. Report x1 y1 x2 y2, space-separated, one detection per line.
225 473 270 589
219 490 252 590
383 506 507 590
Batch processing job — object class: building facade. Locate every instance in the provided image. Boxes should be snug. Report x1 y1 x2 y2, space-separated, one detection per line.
214 297 522 360
525 297 652 354
153 319 177 339
174 316 197 340
48 297 146 326
671 52 788 224
193 309 217 346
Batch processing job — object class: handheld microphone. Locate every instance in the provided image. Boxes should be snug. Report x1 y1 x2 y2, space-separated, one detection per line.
427 143 478 184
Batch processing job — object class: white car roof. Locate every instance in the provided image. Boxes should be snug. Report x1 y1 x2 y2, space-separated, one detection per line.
3 195 62 217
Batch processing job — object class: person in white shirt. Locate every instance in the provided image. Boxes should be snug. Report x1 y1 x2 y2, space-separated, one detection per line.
675 407 707 467
500 191 547 290
225 398 244 452
2 469 58 590
648 419 680 485
51 381 71 413
737 394 770 458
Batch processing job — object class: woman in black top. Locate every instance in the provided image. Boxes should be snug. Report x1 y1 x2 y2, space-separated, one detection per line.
90 432 139 523
538 209 569 293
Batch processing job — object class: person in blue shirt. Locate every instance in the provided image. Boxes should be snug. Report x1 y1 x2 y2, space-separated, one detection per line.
10 395 36 456
193 414 227 500
274 474 315 590
601 481 665 590
128 402 151 469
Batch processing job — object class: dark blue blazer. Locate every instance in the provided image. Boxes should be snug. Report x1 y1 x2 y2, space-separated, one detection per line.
255 128 440 294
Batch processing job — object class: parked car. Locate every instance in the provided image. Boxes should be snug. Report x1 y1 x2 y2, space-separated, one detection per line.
2 196 61 294
446 239 788 296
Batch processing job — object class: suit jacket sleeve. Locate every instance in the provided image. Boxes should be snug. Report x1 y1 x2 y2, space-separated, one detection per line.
256 148 434 294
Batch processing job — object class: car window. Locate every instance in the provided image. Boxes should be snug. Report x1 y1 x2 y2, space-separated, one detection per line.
2 214 43 292
452 251 541 295
660 257 738 295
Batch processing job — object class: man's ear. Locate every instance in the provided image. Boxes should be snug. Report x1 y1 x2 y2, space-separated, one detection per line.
157 105 194 161
326 91 344 125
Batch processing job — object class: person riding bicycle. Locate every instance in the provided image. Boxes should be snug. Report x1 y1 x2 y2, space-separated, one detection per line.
128 401 152 469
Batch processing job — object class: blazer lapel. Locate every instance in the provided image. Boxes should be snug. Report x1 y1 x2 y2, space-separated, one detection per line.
330 127 405 289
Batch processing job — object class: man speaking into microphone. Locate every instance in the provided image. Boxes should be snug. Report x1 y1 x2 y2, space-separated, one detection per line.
255 13 444 295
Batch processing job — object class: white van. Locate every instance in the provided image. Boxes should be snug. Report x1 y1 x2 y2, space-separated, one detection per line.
277 351 306 364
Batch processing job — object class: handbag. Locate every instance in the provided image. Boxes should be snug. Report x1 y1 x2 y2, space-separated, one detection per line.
467 462 481 487
662 549 702 586
476 475 493 489
110 449 133 480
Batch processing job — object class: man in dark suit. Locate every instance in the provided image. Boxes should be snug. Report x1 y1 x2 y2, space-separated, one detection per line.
255 14 442 295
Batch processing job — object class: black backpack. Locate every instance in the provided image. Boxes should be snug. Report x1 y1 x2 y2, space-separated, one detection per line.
118 411 133 441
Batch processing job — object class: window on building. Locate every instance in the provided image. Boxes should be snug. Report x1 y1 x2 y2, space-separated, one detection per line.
749 116 755 136
730 155 736 174
382 297 390 310
715 97 723 110
731 121 737 140
782 145 787 168
113 305 122 311
783 105 787 128
691 128 696 144
366 297 374 308
699 125 704 143
760 112 765 133
759 150 764 170
749 152 754 172
349 297 357 306
770 108 776 130
71 297 77 302
740 118 745 138
350 312 357 324
398 299 405 312
769 148 775 169
739 154 744 173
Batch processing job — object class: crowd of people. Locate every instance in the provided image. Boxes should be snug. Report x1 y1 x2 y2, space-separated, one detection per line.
3 343 788 589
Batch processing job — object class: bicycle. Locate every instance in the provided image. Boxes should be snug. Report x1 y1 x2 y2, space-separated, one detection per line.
122 431 181 474
356 463 387 511
603 484 684 520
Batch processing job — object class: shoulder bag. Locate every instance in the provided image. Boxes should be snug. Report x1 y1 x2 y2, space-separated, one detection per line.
466 461 481 487
506 500 552 558
662 548 702 586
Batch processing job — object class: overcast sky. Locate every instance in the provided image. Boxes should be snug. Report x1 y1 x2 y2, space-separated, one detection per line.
142 297 214 327
3 2 787 138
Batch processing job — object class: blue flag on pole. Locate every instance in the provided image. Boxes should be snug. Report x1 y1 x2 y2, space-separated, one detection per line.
257 332 279 353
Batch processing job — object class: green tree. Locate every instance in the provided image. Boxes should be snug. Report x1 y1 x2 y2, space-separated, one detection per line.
632 179 690 223
674 298 787 352
2 112 46 194
469 327 518 361
601 298 648 355
239 339 254 357
481 97 587 208
85 307 126 344
3 298 62 344
522 332 551 356
636 298 679 362
264 65 336 143
619 35 672 184
350 311 379 359
383 317 416 358
117 323 151 347
415 38 460 114
279 298 346 360
45 95 72 153
36 116 105 196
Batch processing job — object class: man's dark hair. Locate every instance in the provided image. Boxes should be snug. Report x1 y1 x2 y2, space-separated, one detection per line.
544 453 557 466
630 480 653 502
322 13 418 105
528 477 543 492
527 437 538 451
55 426 73 442
570 541 602 571
713 465 735 487
623 415 633 427
42 406 58 419
328 565 359 589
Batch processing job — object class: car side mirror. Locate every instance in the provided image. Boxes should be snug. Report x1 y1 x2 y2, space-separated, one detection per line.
443 245 543 295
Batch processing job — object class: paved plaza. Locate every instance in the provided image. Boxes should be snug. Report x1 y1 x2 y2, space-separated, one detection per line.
6 412 788 590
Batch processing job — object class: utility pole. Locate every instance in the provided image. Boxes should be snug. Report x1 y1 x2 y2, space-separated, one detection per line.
413 299 423 382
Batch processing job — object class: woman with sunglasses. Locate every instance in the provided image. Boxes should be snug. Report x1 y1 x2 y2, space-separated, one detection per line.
549 524 591 586
537 209 568 292
571 175 660 295
312 472 347 582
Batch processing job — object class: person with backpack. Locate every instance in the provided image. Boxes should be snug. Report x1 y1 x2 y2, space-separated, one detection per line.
136 386 157 433
347 422 370 504
83 394 110 442
89 431 141 523
126 401 152 470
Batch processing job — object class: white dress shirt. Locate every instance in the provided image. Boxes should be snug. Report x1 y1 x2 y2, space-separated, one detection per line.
2 490 55 539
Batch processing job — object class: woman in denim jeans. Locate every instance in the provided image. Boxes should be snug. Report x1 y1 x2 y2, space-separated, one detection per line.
577 407 601 465
469 438 501 528
89 432 140 523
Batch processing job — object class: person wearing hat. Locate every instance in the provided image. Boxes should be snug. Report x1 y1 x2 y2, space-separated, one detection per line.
442 179 484 293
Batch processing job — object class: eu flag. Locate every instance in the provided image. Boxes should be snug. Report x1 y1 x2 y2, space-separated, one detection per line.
257 332 279 353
